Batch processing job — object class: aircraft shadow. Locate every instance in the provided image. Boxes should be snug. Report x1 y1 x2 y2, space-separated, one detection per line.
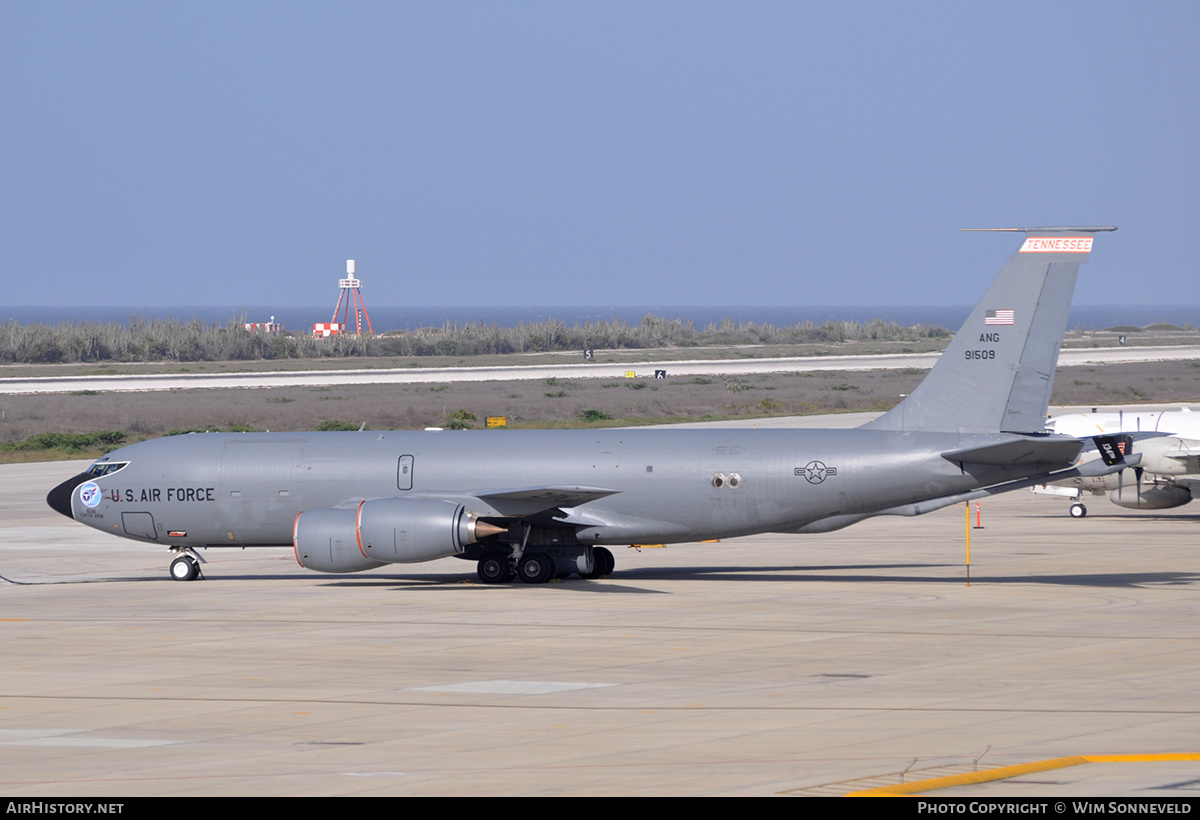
7 565 1197 590
581 565 1200 589
319 562 1200 591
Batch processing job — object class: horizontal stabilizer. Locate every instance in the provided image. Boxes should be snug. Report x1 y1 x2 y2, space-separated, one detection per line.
941 436 1083 466
884 452 1142 516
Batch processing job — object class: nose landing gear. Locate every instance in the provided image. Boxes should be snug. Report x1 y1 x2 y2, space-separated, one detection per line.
169 548 205 581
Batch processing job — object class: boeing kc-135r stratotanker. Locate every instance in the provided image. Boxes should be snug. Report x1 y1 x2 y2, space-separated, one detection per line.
48 227 1129 583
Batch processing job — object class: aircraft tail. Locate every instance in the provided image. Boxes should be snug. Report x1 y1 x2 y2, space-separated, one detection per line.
864 226 1116 435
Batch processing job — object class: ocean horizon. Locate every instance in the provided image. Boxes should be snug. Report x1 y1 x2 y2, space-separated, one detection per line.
4 304 1198 333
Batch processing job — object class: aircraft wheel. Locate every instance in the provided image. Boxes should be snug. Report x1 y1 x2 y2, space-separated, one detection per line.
170 555 199 582
583 547 614 581
518 553 554 585
477 552 513 584
1069 502 1087 518
583 547 614 580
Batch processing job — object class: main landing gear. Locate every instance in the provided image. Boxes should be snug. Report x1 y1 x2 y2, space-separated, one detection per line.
476 551 513 584
475 546 615 585
583 547 615 580
168 548 205 582
1069 502 1088 518
517 552 554 584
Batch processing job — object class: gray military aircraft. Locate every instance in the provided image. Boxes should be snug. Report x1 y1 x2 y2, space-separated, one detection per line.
48 226 1128 584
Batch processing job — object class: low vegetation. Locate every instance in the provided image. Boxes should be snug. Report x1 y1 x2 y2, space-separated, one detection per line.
0 314 953 364
315 420 361 431
1 430 127 454
444 409 477 430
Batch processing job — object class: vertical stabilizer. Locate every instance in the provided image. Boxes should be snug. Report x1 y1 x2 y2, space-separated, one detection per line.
864 227 1115 435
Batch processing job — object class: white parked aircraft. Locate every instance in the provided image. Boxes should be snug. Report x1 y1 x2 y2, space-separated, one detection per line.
1034 409 1200 517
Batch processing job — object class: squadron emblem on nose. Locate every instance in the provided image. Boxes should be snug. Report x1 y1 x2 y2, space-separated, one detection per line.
79 482 102 507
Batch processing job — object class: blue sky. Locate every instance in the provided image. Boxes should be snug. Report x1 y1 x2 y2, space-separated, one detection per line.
2 1 1196 309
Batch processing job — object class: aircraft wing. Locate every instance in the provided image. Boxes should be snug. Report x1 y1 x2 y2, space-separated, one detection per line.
393 485 618 519
465 485 620 517
407 485 687 539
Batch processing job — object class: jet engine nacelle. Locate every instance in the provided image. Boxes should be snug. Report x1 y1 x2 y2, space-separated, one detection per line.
356 497 483 564
1108 482 1192 510
293 507 388 573
294 497 496 574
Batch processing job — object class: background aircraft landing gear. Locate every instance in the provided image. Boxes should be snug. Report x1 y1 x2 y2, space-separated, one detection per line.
1069 502 1087 518
477 551 513 584
169 548 204 581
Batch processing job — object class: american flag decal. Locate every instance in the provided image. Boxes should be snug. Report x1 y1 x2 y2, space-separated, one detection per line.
985 309 1014 326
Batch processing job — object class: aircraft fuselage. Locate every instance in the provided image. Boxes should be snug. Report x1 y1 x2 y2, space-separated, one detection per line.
59 427 1051 550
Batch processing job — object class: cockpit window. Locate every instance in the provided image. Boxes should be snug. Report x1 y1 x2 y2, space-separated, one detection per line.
85 461 129 478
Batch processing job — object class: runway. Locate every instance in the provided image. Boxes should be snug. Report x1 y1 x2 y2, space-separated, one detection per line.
5 441 1200 796
2 345 1199 394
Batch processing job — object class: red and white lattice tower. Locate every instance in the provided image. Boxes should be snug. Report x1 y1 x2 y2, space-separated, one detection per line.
323 259 374 338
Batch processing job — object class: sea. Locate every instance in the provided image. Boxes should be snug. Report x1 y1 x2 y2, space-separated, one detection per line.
4 305 1198 332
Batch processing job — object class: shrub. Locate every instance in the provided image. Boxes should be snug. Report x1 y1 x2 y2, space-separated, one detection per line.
445 409 476 430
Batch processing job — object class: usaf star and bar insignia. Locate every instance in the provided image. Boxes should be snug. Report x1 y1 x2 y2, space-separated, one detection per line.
796 460 837 484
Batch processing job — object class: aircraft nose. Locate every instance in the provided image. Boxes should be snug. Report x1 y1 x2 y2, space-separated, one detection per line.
46 472 91 519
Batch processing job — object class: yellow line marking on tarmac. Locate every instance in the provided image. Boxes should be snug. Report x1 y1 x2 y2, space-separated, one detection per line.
847 753 1200 796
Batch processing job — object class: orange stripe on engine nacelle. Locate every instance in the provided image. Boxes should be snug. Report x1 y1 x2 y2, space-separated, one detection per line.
292 511 304 567
355 500 368 558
